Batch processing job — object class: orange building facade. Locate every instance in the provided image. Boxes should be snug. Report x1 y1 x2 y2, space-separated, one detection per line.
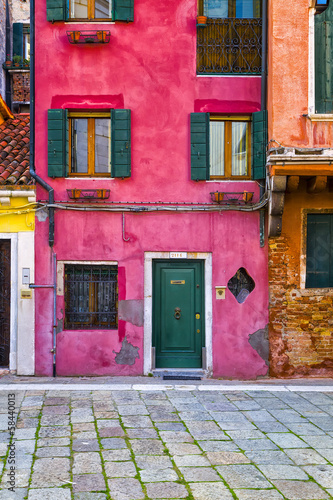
267 0 333 377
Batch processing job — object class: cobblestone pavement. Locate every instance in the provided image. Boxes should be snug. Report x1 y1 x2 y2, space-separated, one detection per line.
0 382 332 499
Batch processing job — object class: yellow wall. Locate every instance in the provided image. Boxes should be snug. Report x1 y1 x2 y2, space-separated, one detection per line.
0 197 35 232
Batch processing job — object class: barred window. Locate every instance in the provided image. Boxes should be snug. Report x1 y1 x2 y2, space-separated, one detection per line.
64 264 118 329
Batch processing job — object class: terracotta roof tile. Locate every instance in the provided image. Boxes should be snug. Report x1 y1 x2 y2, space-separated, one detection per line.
0 115 33 185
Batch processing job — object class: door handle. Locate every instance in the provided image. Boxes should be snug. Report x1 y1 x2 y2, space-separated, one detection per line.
174 307 181 320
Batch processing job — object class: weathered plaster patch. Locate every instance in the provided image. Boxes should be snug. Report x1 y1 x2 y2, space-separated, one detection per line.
56 309 64 334
248 325 269 367
118 300 144 327
113 337 140 365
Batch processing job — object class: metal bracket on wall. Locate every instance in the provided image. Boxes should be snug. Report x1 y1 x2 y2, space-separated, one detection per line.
122 212 130 242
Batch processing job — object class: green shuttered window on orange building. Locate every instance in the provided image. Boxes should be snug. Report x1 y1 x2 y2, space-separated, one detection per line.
306 214 333 288
315 3 333 113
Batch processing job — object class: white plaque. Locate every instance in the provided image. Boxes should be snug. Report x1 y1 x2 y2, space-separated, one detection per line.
169 252 187 259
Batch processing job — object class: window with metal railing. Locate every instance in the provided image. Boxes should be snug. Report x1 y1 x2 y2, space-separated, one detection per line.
197 0 262 75
64 264 118 329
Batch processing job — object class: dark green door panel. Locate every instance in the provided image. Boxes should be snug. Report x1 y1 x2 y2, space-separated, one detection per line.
153 260 204 368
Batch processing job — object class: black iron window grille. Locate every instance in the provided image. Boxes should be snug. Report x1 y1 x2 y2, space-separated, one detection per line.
197 18 262 74
65 264 118 329
227 267 255 304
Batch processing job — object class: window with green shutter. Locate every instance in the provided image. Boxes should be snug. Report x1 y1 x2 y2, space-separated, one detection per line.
48 109 131 178
46 0 133 21
251 110 267 180
190 112 267 180
48 109 68 178
306 213 333 288
13 23 23 58
315 2 333 113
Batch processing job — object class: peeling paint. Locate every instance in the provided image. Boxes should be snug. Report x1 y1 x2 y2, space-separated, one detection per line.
248 325 269 366
118 300 144 327
56 309 63 334
113 337 140 365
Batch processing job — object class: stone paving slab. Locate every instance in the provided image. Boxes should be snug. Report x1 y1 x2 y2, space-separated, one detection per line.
0 383 332 499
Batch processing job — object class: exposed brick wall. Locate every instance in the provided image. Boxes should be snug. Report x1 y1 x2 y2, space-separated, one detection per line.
269 235 333 378
12 72 30 102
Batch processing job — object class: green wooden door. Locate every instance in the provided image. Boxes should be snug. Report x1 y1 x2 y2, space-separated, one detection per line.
153 260 204 368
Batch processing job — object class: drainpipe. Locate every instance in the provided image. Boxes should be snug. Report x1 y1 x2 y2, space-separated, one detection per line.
29 252 57 377
5 0 11 109
259 0 268 247
29 0 57 376
261 0 267 111
29 0 55 247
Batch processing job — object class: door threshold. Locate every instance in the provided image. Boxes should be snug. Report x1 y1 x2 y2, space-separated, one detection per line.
152 369 207 380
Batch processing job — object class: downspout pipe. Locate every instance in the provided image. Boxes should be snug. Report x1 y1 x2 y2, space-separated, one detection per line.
261 0 267 111
29 0 57 376
259 0 268 248
29 252 57 377
29 0 55 247
5 0 11 109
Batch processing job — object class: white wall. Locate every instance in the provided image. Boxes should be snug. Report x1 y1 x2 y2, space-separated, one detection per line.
0 232 35 375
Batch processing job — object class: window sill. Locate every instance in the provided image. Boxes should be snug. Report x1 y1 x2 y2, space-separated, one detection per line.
206 179 255 182
308 114 333 122
64 21 115 25
66 177 113 180
196 74 261 77
295 287 333 295
61 328 118 333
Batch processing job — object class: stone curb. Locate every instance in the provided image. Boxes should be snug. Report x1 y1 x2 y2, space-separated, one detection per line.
0 383 332 391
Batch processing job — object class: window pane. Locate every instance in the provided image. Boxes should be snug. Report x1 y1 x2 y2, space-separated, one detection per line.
231 122 248 176
236 0 259 17
204 0 261 18
95 0 112 18
95 118 111 174
71 0 88 18
210 121 225 176
71 118 88 173
204 0 228 17
24 34 30 59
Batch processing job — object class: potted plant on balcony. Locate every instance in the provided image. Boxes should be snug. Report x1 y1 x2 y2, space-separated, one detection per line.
5 54 11 67
13 55 22 67
96 30 107 42
196 15 207 26
69 31 81 43
23 58 30 68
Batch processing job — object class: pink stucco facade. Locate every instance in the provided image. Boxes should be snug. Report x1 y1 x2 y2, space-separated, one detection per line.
34 0 268 378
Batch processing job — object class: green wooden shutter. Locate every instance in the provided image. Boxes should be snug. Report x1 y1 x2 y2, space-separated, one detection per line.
48 109 68 178
114 0 134 21
251 110 267 180
46 0 66 21
315 5 333 113
190 113 209 181
306 214 333 288
111 109 131 178
13 23 23 58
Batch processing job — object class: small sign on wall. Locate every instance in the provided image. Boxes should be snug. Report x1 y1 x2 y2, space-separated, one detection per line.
21 289 32 299
170 252 187 259
215 286 226 300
